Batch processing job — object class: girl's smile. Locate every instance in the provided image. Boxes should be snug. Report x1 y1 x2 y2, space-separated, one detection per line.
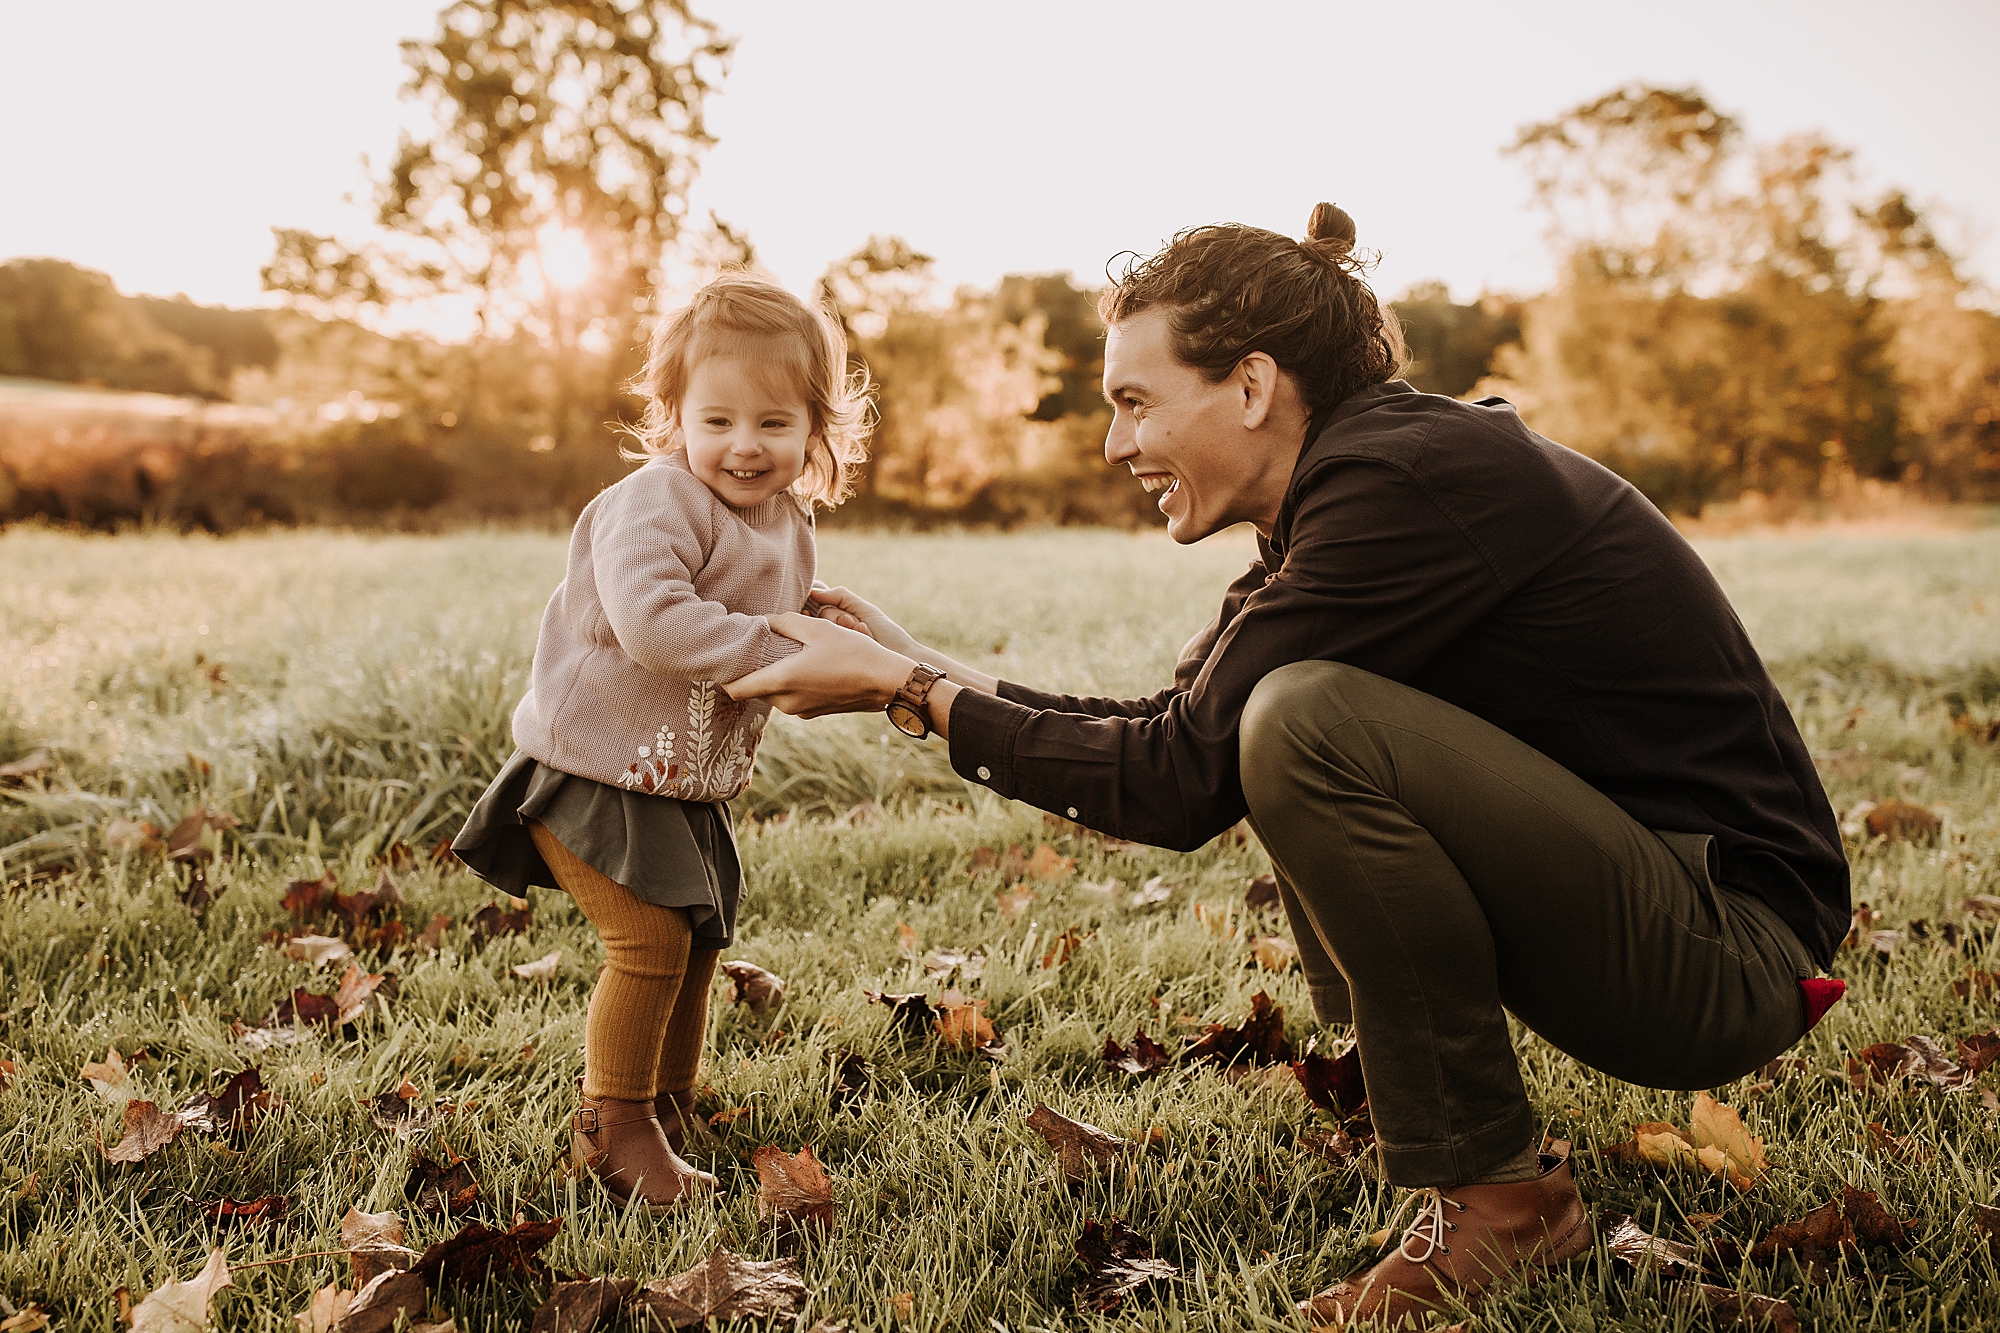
679 356 813 508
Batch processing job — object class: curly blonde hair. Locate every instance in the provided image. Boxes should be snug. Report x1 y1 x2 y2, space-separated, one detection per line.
627 272 873 509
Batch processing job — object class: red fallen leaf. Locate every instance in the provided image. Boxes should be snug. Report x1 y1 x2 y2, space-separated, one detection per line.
1183 991 1295 1067
1683 1284 1798 1333
198 1194 289 1227
632 1249 808 1326
367 1078 445 1140
1749 1201 1852 1267
530 1277 635 1333
404 1146 481 1214
101 1099 184 1163
1839 1186 1914 1251
1244 873 1281 912
827 1050 869 1110
412 1216 562 1288
177 1068 275 1136
283 870 338 919
1075 1219 1178 1314
1845 1037 1971 1092
721 960 786 1014
1864 799 1941 841
267 988 342 1029
934 998 998 1052
335 868 405 926
753 1144 834 1236
1954 970 2000 999
468 899 532 942
1601 1213 1701 1275
1292 1045 1367 1118
1101 1029 1172 1078
1958 1028 2000 1074
1027 1103 1129 1183
862 989 938 1036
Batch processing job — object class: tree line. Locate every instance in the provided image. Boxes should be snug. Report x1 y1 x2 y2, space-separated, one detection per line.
0 0 1991 530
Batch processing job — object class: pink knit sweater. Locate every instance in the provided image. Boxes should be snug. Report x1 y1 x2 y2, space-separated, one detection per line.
510 452 814 802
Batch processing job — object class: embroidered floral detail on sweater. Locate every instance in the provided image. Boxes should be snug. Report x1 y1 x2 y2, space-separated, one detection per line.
618 683 766 799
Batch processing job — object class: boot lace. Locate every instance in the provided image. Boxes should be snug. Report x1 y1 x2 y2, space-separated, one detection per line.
1381 1187 1468 1263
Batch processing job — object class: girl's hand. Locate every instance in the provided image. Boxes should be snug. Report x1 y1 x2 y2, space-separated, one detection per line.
726 612 913 718
807 586 921 657
809 600 874 636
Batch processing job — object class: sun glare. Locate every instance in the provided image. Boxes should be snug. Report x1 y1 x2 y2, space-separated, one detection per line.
537 226 592 289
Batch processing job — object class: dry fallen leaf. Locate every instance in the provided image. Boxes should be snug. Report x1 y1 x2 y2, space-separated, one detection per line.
415 912 452 952
102 1100 185 1164
0 748 53 781
529 1278 635 1333
334 964 393 1024
921 948 986 983
293 1284 353 1333
895 922 919 956
1963 894 2000 922
863 989 938 1036
82 1047 130 1102
1027 1102 1129 1183
1293 1045 1368 1118
1040 927 1088 969
467 900 531 943
886 1293 914 1322
1075 1219 1178 1314
1183 991 1295 1067
827 1050 869 1110
512 950 562 983
1249 935 1299 973
996 884 1037 919
754 1144 834 1235
1102 1029 1172 1078
1683 1283 1798 1333
404 1147 480 1214
0 1307 48 1333
284 935 353 969
1958 1028 2000 1074
283 870 338 918
1848 1036 1973 1092
412 1217 562 1289
1299 1126 1374 1166
1027 845 1076 882
1601 1213 1701 1275
1244 873 1281 911
721 959 786 1013
1864 799 1941 841
334 867 406 927
1691 1092 1768 1188
1127 876 1174 909
632 1249 808 1327
165 808 238 861
103 818 165 855
336 1270 428 1333
934 998 998 1052
130 1249 231 1333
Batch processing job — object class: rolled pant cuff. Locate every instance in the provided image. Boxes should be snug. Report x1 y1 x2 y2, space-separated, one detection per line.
1374 1101 1540 1189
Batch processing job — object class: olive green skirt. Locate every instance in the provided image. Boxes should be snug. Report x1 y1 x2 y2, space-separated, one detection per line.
452 750 742 947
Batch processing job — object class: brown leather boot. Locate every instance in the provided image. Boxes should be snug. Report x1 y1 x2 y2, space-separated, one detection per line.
570 1095 715 1210
652 1091 695 1159
1298 1146 1591 1327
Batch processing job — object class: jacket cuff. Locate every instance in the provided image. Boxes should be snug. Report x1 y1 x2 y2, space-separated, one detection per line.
947 688 1028 793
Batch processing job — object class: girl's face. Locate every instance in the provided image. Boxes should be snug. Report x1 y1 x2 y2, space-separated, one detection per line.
677 356 814 509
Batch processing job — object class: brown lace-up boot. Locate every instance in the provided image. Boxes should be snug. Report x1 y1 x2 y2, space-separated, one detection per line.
571 1095 715 1210
1298 1145 1591 1327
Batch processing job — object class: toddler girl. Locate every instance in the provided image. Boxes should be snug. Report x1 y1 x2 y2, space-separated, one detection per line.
453 273 871 1209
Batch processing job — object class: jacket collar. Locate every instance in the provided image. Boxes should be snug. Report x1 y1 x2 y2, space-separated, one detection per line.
1269 380 1418 555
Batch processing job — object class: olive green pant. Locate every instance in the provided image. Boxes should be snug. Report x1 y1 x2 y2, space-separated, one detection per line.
1239 661 1817 1188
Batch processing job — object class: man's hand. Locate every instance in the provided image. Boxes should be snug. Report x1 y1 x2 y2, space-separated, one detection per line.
726 612 913 719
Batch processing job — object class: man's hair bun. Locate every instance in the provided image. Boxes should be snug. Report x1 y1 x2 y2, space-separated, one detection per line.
1306 202 1356 250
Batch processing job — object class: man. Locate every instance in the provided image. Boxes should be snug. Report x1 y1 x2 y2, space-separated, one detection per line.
729 204 1849 1325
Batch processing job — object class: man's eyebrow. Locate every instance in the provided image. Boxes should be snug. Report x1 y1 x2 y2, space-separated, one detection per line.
1103 380 1142 405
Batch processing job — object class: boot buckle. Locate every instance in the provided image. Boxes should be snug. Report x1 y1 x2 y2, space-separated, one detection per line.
573 1106 599 1134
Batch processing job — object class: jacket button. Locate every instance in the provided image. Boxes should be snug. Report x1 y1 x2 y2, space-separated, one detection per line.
976 766 991 781
1066 807 1078 819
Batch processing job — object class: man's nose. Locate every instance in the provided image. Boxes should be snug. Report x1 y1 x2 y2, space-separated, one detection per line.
1104 415 1136 466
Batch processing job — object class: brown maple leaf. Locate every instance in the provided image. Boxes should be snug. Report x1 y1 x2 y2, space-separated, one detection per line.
721 960 786 1013
1183 991 1294 1067
101 1100 184 1164
1248 935 1299 972
1862 799 1940 841
754 1144 834 1236
367 1078 444 1140
1040 927 1089 969
863 989 937 1036
283 870 338 919
412 1216 562 1288
165 807 239 861
1027 1102 1129 1183
1957 1028 2000 1074
415 912 452 952
1075 1219 1178 1314
1682 1285 1798 1333
1292 1045 1367 1117
1244 872 1281 912
341 1206 419 1285
404 1147 481 1214
1849 1036 1972 1092
632 1249 807 1327
1839 1185 1914 1251
468 899 532 942
197 1194 289 1227
177 1068 274 1136
1101 1029 1172 1078
827 1050 870 1111
530 1277 635 1333
337 1270 427 1333
335 868 405 926
1750 1200 1854 1267
934 998 998 1052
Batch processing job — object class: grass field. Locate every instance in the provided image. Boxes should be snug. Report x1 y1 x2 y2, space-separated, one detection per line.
3 524 2000 1331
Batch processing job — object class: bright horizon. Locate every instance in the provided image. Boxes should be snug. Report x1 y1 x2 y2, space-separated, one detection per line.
3 0 1997 324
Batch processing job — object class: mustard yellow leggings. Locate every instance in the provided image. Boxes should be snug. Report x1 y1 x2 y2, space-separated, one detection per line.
528 822 717 1103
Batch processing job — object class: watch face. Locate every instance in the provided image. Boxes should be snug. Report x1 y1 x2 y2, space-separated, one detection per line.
886 702 927 738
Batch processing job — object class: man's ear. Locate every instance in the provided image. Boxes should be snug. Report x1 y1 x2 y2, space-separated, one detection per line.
1236 351 1281 430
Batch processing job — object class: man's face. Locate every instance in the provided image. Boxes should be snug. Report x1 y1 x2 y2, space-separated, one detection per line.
1102 308 1272 543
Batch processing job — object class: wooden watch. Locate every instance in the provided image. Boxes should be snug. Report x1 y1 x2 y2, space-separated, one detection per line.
886 663 946 739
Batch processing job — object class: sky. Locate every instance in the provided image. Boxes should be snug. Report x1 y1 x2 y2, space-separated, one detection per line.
3 0 1997 319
